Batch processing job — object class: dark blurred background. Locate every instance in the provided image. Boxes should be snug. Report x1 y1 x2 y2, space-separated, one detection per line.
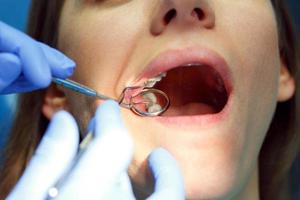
0 0 299 199
287 0 300 34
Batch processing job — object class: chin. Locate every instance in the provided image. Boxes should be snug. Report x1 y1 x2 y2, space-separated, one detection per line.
127 125 245 200
166 136 242 200
180 157 239 200
129 151 241 200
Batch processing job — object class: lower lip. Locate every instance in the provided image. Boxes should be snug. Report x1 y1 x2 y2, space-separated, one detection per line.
151 91 233 129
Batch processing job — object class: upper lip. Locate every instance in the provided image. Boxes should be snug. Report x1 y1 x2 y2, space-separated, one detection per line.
134 46 233 95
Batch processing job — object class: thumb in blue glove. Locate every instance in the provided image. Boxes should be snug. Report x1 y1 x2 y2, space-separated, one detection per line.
6 111 80 200
147 148 185 200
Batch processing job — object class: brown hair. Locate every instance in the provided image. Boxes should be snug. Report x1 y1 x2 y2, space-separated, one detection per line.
0 0 299 199
259 0 300 199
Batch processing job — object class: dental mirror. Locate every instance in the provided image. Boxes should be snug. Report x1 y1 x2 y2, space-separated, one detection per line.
52 78 170 117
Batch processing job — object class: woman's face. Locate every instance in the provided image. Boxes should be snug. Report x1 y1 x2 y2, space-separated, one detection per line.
54 0 294 199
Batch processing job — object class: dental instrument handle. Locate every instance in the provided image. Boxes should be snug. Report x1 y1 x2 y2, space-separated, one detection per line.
52 78 111 100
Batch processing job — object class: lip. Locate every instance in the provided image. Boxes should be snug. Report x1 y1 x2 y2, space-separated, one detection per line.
135 46 234 128
135 46 233 93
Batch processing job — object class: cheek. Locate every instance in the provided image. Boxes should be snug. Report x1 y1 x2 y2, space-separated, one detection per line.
220 2 280 127
58 6 145 97
218 3 280 188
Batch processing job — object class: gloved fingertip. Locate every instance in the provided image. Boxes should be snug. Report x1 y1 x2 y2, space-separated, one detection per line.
47 110 79 142
51 110 74 122
51 110 77 126
148 148 175 182
35 111 79 163
96 100 121 117
57 58 76 78
64 66 76 77
35 110 79 161
93 100 123 138
147 148 185 198
148 148 174 168
94 100 122 134
40 42 76 78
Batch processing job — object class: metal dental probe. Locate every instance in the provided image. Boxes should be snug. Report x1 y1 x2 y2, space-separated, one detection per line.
52 78 111 100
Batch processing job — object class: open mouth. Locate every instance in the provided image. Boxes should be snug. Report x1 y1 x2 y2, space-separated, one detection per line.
152 64 229 116
133 47 233 122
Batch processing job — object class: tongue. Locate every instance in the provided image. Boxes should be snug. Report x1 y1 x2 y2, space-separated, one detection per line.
162 102 217 116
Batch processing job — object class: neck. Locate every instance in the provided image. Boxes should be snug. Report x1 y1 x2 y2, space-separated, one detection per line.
235 164 259 200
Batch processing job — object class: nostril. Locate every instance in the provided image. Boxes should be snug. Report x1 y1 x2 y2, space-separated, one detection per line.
192 8 205 21
164 9 177 25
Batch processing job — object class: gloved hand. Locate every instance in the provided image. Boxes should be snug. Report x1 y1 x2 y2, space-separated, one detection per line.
0 21 76 94
7 101 185 200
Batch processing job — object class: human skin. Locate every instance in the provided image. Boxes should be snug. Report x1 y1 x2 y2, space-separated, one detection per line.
42 0 295 199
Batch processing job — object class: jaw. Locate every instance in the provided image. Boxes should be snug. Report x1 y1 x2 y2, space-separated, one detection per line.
117 80 254 200
124 112 245 199
119 85 271 200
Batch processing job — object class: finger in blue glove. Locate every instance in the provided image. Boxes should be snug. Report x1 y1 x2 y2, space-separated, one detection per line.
55 100 134 200
0 21 76 94
6 111 79 200
0 53 21 91
147 148 185 200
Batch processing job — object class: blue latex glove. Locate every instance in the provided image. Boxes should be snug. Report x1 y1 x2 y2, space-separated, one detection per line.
7 101 185 200
0 21 76 94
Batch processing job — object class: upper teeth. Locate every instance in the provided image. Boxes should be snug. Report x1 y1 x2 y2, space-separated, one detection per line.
144 72 167 87
184 63 203 67
147 104 162 113
144 64 202 87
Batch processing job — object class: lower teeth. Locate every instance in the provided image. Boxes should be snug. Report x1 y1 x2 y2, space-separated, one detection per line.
147 104 162 113
142 92 162 113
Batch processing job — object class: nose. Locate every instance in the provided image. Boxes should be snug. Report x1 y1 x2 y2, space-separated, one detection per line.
150 0 215 35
